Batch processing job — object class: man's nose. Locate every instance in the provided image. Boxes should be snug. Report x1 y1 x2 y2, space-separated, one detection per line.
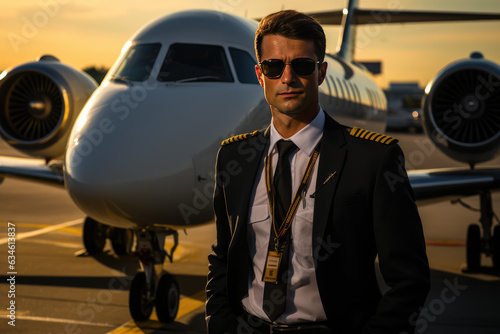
281 63 297 84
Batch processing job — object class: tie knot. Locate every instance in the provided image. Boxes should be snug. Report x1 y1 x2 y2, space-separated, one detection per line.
276 140 297 160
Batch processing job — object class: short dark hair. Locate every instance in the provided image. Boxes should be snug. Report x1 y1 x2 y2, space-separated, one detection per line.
255 10 326 63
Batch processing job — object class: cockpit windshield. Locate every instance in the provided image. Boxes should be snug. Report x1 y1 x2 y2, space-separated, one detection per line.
112 43 161 82
157 43 233 83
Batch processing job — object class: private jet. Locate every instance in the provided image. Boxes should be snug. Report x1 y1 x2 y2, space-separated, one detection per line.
1 0 500 323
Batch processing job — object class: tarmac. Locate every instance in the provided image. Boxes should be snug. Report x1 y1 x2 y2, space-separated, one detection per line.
1 131 499 333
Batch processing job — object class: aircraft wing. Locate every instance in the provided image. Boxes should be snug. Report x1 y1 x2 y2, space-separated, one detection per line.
408 167 500 203
1 154 499 235
3 154 500 202
0 156 64 187
309 9 500 25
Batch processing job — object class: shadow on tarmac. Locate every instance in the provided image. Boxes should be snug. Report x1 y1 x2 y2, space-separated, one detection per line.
1 273 207 298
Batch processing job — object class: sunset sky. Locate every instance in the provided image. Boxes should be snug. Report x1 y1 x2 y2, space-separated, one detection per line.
1 0 500 88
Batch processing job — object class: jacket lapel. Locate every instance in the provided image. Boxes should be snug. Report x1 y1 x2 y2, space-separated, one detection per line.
313 116 347 248
233 128 270 233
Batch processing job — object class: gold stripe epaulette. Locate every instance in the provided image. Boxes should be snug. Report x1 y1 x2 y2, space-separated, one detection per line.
348 126 397 145
221 130 260 146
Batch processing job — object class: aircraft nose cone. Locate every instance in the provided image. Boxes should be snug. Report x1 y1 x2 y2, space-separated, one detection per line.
63 78 261 229
63 86 200 228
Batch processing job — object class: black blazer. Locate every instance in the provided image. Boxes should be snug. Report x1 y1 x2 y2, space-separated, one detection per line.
206 114 430 334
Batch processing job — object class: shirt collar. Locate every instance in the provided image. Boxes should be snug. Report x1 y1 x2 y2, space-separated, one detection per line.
269 107 325 157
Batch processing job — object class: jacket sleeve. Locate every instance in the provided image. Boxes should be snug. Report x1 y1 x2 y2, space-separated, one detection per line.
206 148 238 334
363 144 431 334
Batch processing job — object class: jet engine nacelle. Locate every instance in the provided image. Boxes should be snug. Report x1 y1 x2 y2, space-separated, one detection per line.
422 52 500 166
0 55 98 160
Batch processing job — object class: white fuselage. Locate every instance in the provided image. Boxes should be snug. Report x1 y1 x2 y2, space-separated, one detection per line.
64 10 386 229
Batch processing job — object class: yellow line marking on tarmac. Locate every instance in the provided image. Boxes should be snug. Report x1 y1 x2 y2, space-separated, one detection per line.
107 290 206 334
0 218 83 245
0 222 82 236
177 290 205 317
24 238 83 249
108 318 164 334
0 310 115 327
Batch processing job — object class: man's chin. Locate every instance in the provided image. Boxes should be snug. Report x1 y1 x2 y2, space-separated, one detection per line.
275 103 304 116
276 109 302 119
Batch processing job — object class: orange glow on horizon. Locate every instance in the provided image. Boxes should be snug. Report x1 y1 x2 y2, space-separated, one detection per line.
0 0 499 89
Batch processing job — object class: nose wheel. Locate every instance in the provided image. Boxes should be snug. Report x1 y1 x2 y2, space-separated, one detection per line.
82 217 106 255
82 217 134 256
129 229 180 323
466 224 481 271
129 272 155 321
111 227 134 255
459 191 500 272
155 273 180 323
493 225 500 269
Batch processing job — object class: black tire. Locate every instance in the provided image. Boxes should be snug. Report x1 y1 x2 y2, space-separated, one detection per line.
83 217 106 255
111 227 134 255
466 224 481 272
155 274 179 323
129 272 154 321
493 225 500 270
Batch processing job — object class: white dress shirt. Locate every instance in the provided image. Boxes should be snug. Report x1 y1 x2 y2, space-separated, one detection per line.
242 109 327 323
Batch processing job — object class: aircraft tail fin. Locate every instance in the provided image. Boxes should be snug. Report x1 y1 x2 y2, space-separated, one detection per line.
335 0 357 62
309 0 500 62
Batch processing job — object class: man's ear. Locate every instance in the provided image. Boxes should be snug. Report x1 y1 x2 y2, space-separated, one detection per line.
318 62 328 86
255 64 265 88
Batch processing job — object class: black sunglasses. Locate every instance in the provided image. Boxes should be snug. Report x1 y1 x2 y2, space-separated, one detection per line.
259 58 321 78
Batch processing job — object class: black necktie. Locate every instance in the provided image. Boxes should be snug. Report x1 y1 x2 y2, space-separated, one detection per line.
273 140 297 229
263 140 297 322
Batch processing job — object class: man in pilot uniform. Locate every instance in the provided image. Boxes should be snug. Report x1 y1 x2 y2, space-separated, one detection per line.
206 10 430 334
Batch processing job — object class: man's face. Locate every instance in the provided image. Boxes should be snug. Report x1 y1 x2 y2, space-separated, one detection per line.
255 34 327 122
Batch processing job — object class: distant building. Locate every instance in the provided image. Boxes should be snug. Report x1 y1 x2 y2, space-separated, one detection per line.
384 82 424 132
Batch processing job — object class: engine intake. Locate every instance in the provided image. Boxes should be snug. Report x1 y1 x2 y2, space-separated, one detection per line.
0 56 97 160
422 52 500 165
1 71 64 142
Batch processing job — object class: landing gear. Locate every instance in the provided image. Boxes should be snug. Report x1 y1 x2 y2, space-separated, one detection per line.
129 228 180 323
81 219 181 322
460 190 500 272
111 227 134 255
155 273 180 323
493 225 500 269
466 224 481 272
82 216 134 256
83 217 106 255
129 272 154 321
